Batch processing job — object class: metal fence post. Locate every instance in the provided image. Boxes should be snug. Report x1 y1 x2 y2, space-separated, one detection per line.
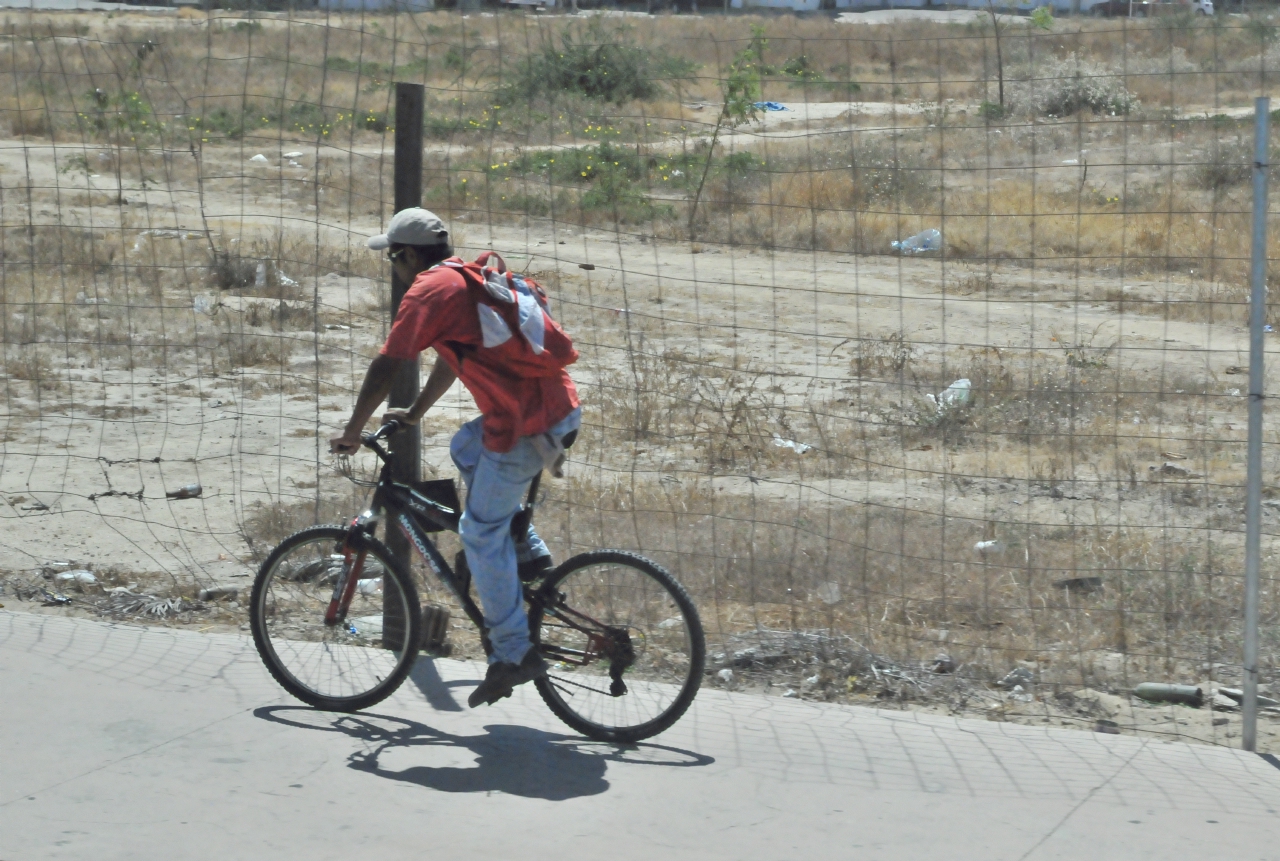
383 82 425 651
1244 96 1269 753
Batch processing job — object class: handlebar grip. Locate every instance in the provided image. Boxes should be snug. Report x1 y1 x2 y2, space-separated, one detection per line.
363 418 403 444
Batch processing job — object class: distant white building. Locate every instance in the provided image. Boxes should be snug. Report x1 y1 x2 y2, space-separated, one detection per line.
317 0 433 9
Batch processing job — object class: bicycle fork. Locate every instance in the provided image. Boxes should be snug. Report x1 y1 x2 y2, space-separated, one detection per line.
324 519 372 627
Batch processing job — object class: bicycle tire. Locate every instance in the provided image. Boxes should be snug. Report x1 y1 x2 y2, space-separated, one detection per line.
250 525 422 712
531 550 705 743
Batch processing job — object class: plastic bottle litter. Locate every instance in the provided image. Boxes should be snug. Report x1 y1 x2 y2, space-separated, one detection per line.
973 539 1001 552
356 577 383 596
891 228 942 254
166 484 202 500
927 379 971 415
198 586 239 602
1132 682 1203 707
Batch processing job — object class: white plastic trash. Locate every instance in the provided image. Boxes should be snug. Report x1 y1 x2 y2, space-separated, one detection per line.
55 570 96 590
717 668 734 684
815 581 842 605
282 151 303 159
248 154 268 163
927 379 971 414
891 228 941 254
772 433 812 454
973 540 1001 552
357 577 383 596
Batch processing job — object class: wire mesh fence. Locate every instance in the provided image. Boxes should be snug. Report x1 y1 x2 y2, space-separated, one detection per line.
3 4 1280 748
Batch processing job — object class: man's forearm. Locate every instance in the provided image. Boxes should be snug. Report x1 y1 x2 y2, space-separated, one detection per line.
344 354 406 435
408 355 458 421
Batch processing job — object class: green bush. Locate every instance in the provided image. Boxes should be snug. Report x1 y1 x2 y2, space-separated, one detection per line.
718 150 763 178
80 89 156 137
509 21 695 105
978 100 1007 121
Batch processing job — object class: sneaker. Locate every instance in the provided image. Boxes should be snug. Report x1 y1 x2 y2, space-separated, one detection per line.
517 554 553 582
467 648 548 708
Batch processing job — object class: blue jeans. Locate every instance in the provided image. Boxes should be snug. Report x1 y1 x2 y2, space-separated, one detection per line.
450 407 581 665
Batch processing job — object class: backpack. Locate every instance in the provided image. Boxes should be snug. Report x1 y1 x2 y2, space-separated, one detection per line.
440 252 578 378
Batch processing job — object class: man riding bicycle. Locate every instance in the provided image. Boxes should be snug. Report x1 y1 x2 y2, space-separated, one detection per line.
329 207 581 709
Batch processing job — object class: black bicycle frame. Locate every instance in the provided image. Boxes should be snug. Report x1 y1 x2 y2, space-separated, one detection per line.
353 426 623 679
355 431 544 635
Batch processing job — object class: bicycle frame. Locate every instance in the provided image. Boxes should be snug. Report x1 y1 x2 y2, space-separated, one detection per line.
324 423 633 684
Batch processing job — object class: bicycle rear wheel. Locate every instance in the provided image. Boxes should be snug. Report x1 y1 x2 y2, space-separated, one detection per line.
250 525 422 712
531 550 705 743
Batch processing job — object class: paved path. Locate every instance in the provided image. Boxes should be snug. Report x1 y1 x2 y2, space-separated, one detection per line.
2 609 1278 860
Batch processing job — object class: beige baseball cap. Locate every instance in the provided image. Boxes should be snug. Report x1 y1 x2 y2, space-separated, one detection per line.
367 207 449 250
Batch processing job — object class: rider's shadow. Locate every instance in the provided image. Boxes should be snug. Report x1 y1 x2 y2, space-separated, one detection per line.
255 687 713 801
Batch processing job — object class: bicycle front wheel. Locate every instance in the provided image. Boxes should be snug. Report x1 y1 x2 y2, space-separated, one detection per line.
250 525 422 712
531 551 705 743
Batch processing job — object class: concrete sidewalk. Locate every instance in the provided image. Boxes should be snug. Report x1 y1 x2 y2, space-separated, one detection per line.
2 610 1278 860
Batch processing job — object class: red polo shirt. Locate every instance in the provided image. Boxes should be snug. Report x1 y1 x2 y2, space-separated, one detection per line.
380 264 579 453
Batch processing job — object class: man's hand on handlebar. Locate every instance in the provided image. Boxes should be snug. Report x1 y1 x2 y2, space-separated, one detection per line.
382 408 419 427
329 418 406 455
328 430 364 456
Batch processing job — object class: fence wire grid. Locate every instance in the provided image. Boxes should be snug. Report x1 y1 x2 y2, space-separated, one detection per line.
3 5 1280 749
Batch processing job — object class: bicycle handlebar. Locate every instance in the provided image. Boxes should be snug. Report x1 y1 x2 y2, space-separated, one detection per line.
362 419 403 445
354 419 403 465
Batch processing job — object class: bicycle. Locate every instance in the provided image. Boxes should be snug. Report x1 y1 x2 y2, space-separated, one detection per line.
249 420 706 743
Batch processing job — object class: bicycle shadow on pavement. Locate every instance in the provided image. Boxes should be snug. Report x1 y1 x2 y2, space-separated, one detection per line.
254 706 714 802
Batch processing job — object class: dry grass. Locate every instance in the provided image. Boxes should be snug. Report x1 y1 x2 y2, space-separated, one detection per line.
1 12 1268 277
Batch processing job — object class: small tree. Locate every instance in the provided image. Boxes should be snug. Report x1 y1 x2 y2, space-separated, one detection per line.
689 26 769 238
